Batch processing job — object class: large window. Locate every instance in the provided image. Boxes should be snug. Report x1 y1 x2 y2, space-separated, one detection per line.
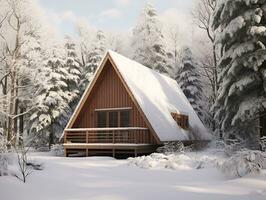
96 109 130 127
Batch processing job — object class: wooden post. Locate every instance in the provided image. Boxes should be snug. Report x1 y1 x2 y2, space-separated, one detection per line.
112 148 115 158
86 148 88 157
64 131 67 143
86 131 88 143
64 147 67 157
112 130 115 143
134 130 137 144
134 149 137 157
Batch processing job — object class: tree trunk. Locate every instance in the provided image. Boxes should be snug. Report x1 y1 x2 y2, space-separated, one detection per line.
19 106 24 146
14 79 19 145
7 70 15 148
2 74 8 138
49 123 54 149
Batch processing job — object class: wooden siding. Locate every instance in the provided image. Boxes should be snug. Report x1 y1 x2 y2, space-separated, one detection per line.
72 60 157 144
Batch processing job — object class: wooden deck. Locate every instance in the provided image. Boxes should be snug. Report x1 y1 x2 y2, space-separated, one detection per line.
63 128 159 157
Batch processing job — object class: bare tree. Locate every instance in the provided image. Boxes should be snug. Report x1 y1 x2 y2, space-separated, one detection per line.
13 131 44 183
0 0 40 147
167 25 180 70
14 144 31 182
192 0 220 134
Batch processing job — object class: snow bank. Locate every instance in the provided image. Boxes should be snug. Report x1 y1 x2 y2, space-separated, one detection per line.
50 144 64 156
128 150 224 171
261 136 266 151
2 152 266 200
0 154 8 176
0 134 8 176
218 150 266 178
129 146 266 179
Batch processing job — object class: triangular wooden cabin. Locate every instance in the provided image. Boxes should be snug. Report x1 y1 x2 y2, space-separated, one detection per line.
61 51 211 157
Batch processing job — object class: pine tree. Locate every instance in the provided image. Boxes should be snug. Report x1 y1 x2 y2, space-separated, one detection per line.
64 35 81 110
176 47 205 122
80 30 106 92
17 34 43 145
29 42 71 148
212 0 266 146
131 3 172 74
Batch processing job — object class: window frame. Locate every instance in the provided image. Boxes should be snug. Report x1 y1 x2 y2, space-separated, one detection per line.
95 108 131 128
171 112 189 129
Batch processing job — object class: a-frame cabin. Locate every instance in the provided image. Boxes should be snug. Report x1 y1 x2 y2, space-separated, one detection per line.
61 50 211 157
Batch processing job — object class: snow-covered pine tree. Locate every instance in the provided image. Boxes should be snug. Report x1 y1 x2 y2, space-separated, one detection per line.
176 47 205 122
29 42 72 148
131 3 172 75
212 0 266 147
64 35 81 110
80 30 106 92
16 33 43 145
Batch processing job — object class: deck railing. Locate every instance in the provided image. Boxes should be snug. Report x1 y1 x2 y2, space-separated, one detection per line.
64 127 149 144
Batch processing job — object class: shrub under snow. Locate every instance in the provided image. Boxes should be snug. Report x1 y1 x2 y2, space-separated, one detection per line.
218 150 266 178
0 134 8 176
261 136 266 152
50 144 64 156
129 146 266 179
128 152 222 170
0 154 8 176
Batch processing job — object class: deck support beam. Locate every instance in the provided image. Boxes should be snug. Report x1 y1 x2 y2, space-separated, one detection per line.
86 148 88 157
64 147 67 157
112 148 115 158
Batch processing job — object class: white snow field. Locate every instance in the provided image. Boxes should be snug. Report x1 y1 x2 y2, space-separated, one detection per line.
0 152 266 200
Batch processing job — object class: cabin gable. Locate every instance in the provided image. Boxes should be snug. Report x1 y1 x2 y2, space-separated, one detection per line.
72 59 158 144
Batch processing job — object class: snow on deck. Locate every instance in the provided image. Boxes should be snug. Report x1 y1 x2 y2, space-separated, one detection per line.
1 152 265 200
109 50 211 141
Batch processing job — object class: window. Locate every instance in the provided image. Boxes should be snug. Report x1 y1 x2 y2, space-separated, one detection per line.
96 109 131 127
97 112 106 127
171 112 189 129
109 111 118 127
120 111 130 127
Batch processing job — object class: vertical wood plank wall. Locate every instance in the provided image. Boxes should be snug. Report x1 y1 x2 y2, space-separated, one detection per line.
72 60 157 144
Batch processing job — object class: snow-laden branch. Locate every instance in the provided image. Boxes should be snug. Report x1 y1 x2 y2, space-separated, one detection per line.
0 105 37 119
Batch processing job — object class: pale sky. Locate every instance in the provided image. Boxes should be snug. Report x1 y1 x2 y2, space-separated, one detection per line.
37 0 195 37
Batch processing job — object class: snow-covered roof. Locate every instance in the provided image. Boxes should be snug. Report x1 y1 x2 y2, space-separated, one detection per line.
108 50 211 141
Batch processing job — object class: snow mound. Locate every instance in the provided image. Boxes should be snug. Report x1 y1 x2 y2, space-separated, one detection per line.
0 154 8 176
129 147 266 179
0 134 8 176
218 150 266 178
50 144 64 156
128 151 223 170
261 136 266 152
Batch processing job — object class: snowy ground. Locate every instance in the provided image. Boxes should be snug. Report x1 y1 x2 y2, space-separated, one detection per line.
0 152 266 200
